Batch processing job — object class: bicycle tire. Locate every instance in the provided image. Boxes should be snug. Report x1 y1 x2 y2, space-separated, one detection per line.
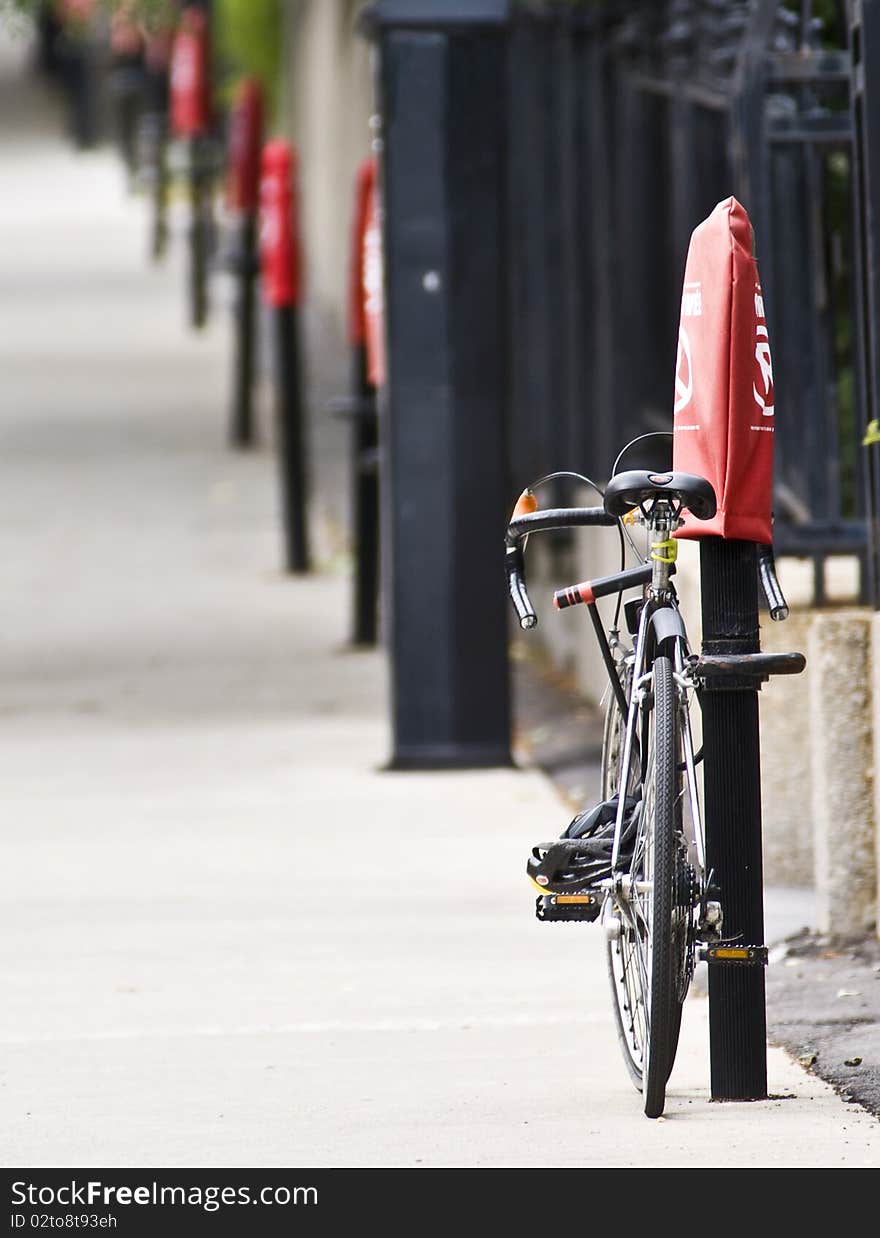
605 655 689 1117
642 654 680 1116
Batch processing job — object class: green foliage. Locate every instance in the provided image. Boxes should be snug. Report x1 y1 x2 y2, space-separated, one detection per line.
214 0 281 120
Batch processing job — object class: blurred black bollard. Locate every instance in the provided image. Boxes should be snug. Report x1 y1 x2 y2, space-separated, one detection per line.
57 19 102 150
274 307 310 574
139 25 172 263
349 341 380 645
35 8 63 79
107 9 150 185
225 79 264 449
259 141 310 575
187 148 211 328
362 0 512 768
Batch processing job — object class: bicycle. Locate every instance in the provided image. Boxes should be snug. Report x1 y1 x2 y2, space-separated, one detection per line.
505 439 802 1118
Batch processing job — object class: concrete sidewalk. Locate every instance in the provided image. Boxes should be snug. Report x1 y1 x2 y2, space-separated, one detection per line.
0 40 877 1168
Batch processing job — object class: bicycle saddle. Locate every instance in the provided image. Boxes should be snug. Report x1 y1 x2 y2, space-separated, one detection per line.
603 469 717 521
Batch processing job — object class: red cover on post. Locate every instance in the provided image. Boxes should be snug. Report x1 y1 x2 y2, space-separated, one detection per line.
347 157 376 349
672 197 774 543
258 140 302 309
361 166 385 388
169 7 211 138
226 78 264 214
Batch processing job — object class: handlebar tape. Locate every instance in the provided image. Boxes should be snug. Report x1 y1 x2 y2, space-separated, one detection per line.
505 544 537 630
554 563 657 610
506 506 617 545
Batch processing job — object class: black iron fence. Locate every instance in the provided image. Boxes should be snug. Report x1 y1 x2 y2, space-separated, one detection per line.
505 0 872 605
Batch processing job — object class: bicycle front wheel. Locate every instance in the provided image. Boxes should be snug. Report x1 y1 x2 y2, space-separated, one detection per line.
606 654 689 1118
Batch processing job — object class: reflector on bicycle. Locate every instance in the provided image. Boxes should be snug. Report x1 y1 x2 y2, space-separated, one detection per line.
535 894 601 923
510 488 537 520
672 196 774 544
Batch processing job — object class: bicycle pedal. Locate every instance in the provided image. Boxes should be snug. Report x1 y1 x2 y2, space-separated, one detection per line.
535 894 601 923
699 944 768 966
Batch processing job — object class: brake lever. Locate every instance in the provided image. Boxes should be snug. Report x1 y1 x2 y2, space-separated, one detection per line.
506 542 537 630
505 488 539 630
757 543 789 621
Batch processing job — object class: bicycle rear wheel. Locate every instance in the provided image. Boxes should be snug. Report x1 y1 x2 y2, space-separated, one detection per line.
605 654 689 1117
601 661 644 1089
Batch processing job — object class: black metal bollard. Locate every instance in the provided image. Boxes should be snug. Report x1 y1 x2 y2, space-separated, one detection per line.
671 196 796 1101
133 18 173 262
107 10 147 189
36 8 63 79
700 538 768 1100
187 140 212 329
229 214 259 445
139 101 170 262
259 141 310 575
225 79 264 448
349 344 379 644
57 26 101 150
274 306 310 574
362 0 512 768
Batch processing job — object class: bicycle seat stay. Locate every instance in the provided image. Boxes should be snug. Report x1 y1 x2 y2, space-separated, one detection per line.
603 469 717 521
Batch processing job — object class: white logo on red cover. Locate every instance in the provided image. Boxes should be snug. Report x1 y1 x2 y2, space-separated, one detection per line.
674 324 693 414
681 281 702 318
753 287 774 416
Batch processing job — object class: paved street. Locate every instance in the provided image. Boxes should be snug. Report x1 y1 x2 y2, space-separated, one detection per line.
0 36 877 1168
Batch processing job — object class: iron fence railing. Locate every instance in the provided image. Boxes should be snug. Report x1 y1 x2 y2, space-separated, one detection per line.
506 0 872 605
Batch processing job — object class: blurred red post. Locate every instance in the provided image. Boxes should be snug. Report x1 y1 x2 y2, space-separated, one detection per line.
259 140 302 310
227 77 264 215
169 6 210 138
360 162 386 390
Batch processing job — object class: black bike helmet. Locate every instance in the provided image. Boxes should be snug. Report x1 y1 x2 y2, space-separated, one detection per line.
526 795 641 895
